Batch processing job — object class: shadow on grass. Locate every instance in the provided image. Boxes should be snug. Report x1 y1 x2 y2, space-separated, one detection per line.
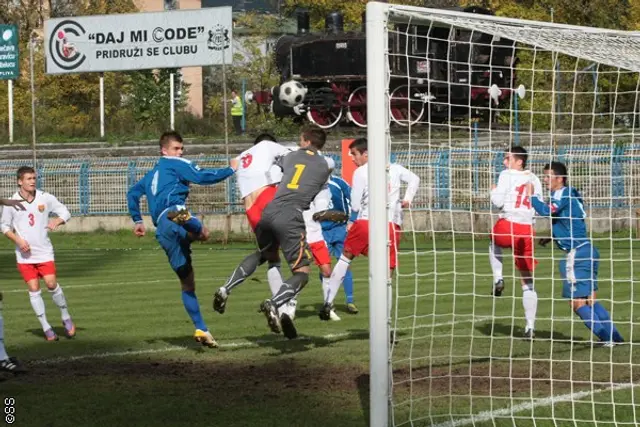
476 321 582 343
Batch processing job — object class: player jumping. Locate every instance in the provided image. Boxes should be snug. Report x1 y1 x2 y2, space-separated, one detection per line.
215 126 331 339
127 131 237 348
489 145 542 340
529 161 624 347
1 166 76 341
321 138 419 320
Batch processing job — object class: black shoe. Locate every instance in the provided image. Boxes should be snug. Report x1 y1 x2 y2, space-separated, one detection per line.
523 328 535 341
280 314 298 340
213 287 228 314
260 299 281 334
318 302 333 321
0 357 26 374
493 279 505 297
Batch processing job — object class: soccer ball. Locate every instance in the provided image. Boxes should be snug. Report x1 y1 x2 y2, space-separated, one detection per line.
278 80 307 107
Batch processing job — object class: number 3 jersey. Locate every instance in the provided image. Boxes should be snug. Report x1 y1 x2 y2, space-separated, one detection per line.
234 141 291 199
0 190 71 263
490 169 543 225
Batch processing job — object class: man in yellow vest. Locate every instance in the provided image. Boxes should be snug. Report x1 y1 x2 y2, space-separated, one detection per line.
230 90 244 135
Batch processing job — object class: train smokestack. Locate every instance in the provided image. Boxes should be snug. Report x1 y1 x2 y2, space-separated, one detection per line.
325 11 344 34
297 9 310 34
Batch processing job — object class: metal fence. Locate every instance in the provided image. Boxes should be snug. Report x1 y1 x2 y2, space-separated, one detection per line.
0 145 637 216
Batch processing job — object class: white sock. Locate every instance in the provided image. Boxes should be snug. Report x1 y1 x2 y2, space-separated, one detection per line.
0 309 7 360
267 265 283 297
49 284 71 321
29 290 51 331
280 298 298 320
326 256 351 305
522 287 538 331
322 277 330 302
489 243 503 283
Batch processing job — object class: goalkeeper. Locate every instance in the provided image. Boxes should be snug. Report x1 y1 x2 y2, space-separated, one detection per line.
314 174 357 314
529 161 624 347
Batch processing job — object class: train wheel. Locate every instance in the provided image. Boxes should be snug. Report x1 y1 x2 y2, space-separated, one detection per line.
305 88 343 129
390 85 425 126
346 86 367 128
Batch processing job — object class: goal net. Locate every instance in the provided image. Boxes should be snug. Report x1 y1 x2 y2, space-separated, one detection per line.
365 2 640 426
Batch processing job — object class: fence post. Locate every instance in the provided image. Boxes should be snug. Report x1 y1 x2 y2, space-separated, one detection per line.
612 144 625 208
79 161 90 215
436 151 450 210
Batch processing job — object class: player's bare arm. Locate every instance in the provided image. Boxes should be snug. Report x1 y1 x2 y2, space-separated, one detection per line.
133 223 146 237
46 217 66 231
3 230 29 253
0 199 25 211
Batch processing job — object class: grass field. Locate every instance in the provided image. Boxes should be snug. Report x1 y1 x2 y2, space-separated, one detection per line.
1 231 639 427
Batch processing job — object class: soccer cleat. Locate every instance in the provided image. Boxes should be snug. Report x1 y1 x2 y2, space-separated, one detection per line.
44 328 58 341
194 329 218 348
329 309 341 321
346 303 359 314
493 279 505 297
62 318 76 338
167 207 192 225
523 328 535 341
213 287 228 314
318 302 334 321
0 357 26 374
280 313 298 340
260 299 281 334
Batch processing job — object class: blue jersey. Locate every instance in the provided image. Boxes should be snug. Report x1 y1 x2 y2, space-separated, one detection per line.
322 176 351 231
531 186 590 251
127 156 234 226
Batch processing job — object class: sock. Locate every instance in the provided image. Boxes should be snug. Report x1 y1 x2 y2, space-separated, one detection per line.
489 243 503 283
592 302 624 342
272 272 308 309
49 285 71 321
326 255 351 305
280 298 298 319
267 262 283 297
0 310 7 361
322 276 330 302
576 305 610 342
29 290 51 332
223 251 263 292
343 268 354 304
522 287 538 331
181 290 207 332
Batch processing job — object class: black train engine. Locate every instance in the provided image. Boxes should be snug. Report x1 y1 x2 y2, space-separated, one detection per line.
247 6 517 129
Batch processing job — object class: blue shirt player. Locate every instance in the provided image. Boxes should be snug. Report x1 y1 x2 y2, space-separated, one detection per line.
530 161 624 347
127 131 237 349
320 175 358 314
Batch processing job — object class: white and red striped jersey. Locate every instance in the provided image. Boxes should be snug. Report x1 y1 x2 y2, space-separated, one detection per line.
235 141 290 199
0 190 71 264
490 169 543 225
351 163 420 226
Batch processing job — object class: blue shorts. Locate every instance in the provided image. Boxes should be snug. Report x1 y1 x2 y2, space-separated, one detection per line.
559 243 599 299
322 225 347 258
155 208 202 273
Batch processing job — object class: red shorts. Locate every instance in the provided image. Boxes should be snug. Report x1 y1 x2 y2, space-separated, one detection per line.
309 240 331 266
344 219 401 269
17 261 56 282
246 185 278 230
491 218 537 272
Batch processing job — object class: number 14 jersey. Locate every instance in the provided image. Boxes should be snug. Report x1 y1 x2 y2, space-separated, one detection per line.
490 169 543 226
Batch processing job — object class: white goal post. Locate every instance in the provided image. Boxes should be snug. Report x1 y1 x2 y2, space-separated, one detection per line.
366 2 640 427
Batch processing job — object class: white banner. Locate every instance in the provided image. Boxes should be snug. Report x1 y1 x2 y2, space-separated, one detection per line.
44 7 232 74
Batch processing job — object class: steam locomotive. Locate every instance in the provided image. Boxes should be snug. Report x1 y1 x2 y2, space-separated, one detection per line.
245 6 518 129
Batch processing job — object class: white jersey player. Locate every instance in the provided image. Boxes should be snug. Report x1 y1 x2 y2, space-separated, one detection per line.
320 138 420 321
0 166 75 341
489 146 542 340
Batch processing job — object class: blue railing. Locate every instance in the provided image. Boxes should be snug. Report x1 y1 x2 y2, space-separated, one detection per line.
0 145 636 216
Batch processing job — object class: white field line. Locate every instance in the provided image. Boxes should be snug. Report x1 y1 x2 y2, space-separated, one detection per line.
30 316 481 365
430 382 638 427
3 279 165 293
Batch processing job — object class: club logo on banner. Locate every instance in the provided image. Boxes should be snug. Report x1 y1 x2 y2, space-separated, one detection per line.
44 7 232 74
49 20 87 71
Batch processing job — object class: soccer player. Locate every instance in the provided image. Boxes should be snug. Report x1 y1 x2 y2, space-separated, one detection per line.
0 198 26 373
318 174 357 314
127 131 237 348
212 133 290 315
1 167 75 342
320 138 420 320
215 126 331 339
489 145 542 339
529 162 624 346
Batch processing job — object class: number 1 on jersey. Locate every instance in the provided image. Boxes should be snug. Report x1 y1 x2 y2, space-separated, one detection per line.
515 184 531 209
287 164 306 189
